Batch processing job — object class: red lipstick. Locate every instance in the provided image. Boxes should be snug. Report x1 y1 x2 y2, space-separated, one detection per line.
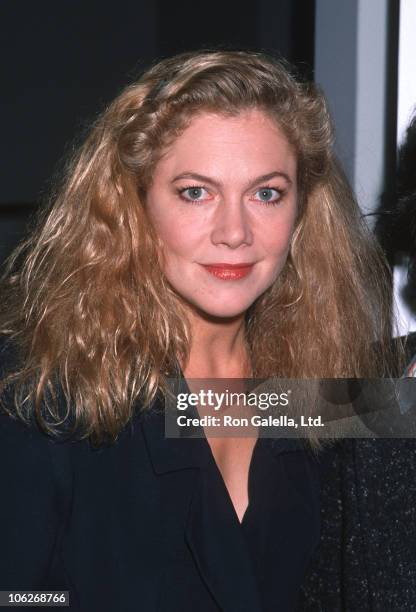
202 263 254 280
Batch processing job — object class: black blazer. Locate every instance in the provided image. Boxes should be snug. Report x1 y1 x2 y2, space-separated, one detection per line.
0 391 322 612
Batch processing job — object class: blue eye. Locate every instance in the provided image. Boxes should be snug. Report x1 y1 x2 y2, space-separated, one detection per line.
179 186 210 202
254 188 281 204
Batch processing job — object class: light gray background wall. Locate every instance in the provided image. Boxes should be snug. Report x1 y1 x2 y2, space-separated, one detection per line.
315 0 416 335
315 0 389 223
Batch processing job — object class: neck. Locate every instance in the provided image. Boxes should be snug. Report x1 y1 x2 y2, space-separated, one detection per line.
182 307 251 379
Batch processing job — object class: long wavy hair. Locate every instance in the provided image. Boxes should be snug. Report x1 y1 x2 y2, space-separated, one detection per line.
0 50 402 445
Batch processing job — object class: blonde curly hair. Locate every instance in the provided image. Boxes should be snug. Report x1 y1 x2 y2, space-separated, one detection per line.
0 50 401 445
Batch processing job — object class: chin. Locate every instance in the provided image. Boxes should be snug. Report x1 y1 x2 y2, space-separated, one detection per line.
189 299 254 321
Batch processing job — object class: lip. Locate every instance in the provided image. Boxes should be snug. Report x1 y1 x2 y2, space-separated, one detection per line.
201 263 255 281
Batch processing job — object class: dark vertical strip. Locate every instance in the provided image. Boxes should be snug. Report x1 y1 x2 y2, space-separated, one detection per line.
256 0 315 77
374 0 401 260
384 0 401 198
292 0 316 81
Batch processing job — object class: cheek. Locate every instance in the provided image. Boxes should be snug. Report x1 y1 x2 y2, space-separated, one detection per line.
148 197 211 256
263 215 296 261
147 195 188 253
151 213 205 258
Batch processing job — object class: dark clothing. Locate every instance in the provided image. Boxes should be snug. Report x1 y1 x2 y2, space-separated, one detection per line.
296 335 416 611
297 438 416 612
0 395 322 612
3 334 416 612
240 438 321 611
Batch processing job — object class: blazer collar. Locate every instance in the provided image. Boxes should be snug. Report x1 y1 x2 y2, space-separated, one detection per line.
140 390 211 474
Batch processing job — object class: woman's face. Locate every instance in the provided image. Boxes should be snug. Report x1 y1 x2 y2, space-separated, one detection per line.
146 109 298 319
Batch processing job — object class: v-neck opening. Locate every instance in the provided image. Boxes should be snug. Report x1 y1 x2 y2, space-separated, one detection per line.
202 434 260 527
172 368 307 527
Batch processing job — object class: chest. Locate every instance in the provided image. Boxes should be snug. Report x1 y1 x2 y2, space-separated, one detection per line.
206 436 258 522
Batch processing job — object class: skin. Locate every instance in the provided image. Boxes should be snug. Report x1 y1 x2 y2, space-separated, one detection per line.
146 109 298 373
146 109 298 521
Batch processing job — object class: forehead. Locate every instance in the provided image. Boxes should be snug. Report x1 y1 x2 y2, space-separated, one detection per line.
154 109 297 180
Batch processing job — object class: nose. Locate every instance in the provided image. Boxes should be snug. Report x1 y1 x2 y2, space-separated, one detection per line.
210 196 253 248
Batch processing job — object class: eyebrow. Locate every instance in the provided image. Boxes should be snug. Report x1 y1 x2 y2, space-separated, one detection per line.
171 171 293 189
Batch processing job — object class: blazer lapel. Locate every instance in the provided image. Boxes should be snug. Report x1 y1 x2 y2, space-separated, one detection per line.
140 396 211 474
185 458 264 612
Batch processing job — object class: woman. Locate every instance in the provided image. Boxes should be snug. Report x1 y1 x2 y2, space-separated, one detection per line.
0 50 398 611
